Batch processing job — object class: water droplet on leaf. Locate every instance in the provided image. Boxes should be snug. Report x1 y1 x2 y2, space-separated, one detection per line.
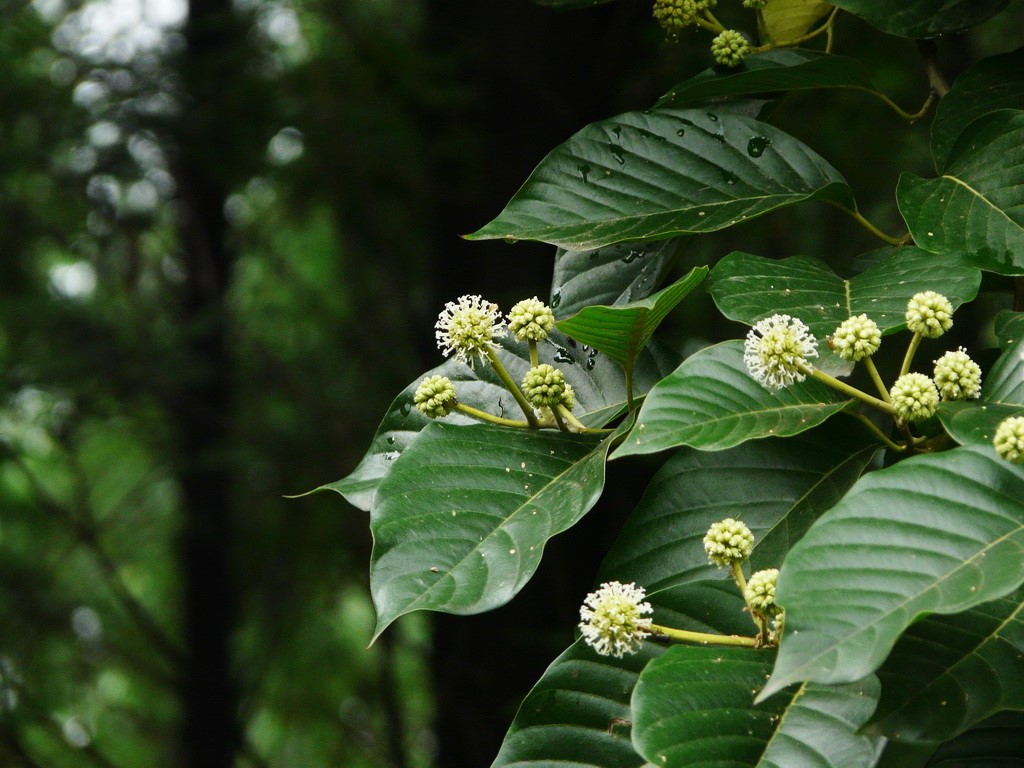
746 136 771 158
577 164 591 183
553 347 576 365
551 289 561 308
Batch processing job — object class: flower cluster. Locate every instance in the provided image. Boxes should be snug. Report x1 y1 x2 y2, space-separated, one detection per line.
711 29 750 67
508 297 555 342
933 348 982 401
652 0 716 36
994 416 1024 464
578 581 653 657
435 295 505 366
743 314 818 391
744 568 779 612
890 372 940 423
830 314 881 362
522 364 575 410
414 375 457 419
704 518 754 567
906 291 954 338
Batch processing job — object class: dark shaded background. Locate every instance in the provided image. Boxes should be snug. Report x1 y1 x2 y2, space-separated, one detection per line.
0 1 1020 766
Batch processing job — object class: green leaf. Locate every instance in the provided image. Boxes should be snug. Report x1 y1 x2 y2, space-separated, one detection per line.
898 110 1024 276
827 0 1011 37
466 108 854 250
611 341 853 458
761 0 832 42
761 445 1024 701
325 328 677 510
656 50 878 109
708 248 981 339
937 336 1024 448
600 419 878 591
931 47 1024 172
369 423 608 638
492 639 660 768
551 238 686 319
994 310 1024 349
871 588 1024 743
556 266 708 376
631 646 883 768
923 712 1024 766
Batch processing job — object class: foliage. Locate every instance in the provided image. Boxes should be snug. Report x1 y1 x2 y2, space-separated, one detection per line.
333 2 1024 766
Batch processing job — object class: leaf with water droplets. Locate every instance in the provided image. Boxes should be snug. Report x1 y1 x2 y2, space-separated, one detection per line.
467 108 854 250
827 0 1011 37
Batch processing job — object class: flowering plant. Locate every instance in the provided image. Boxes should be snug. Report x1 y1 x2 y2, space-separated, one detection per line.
323 3 1024 766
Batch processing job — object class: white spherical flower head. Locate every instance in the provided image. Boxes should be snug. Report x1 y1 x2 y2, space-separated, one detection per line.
508 297 555 342
578 581 653 658
890 372 940 423
435 295 506 365
745 568 780 612
905 291 954 338
413 375 457 419
744 314 818 391
704 518 754 567
933 347 982 401
994 416 1024 464
830 314 881 362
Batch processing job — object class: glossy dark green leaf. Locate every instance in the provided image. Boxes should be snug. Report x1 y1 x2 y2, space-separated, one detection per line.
611 341 853 459
656 50 878 109
994 310 1024 349
556 267 708 376
937 336 1024 448
762 445 1024 700
325 328 677 510
551 238 686 319
708 248 981 340
828 0 1011 37
932 47 1024 172
467 108 854 250
871 588 1024 743
899 110 1024 276
923 712 1024 767
370 423 609 638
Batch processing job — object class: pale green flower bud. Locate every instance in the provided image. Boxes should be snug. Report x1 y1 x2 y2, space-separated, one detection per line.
890 372 940 423
743 314 818 391
905 291 953 338
830 314 881 362
994 416 1024 464
507 297 555 342
745 568 779 612
413 375 457 419
579 581 653 657
435 295 506 366
652 0 709 36
743 0 768 8
522 364 574 409
933 347 982 401
704 518 754 567
711 30 750 67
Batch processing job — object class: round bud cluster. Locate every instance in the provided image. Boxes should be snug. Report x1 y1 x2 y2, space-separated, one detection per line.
711 30 750 67
652 0 715 36
435 295 505 366
743 314 818 391
413 375 457 419
508 297 555 342
522 364 575 410
578 581 653 658
933 348 982 401
742 0 769 8
994 416 1024 465
890 372 940 423
704 518 754 567
905 291 954 338
830 314 881 362
744 568 779 612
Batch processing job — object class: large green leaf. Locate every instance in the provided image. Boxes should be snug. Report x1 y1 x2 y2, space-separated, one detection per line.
492 639 660 768
551 238 686 319
611 341 853 458
871 588 1024 744
827 0 1011 37
369 423 608 638
466 108 854 250
762 0 832 42
600 420 878 591
761 445 1024 700
937 336 1024 448
923 712 1024 766
931 47 1024 172
325 328 677 510
708 248 981 340
556 266 708 374
656 50 879 109
631 646 882 768
898 110 1024 276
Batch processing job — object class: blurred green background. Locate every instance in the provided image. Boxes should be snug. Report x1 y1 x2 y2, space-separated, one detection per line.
0 1 1020 766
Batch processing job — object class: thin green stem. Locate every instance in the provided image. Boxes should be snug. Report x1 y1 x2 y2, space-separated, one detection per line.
485 346 539 428
650 623 758 648
455 403 531 429
827 202 904 246
625 366 636 414
551 405 569 432
730 561 748 596
848 410 904 452
862 357 892 403
700 8 726 32
528 339 539 368
899 332 922 378
802 365 898 416
557 405 613 435
751 7 838 52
